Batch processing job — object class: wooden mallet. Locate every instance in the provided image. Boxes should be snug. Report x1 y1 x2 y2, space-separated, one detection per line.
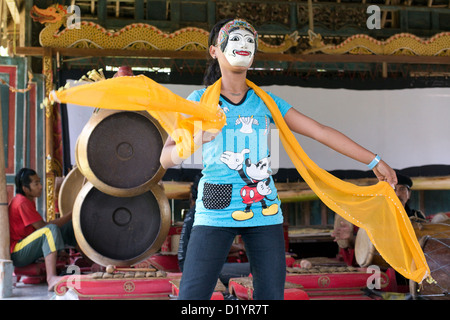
105 265 157 274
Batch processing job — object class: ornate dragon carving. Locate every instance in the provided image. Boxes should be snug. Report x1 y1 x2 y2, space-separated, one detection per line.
30 4 298 53
306 30 450 56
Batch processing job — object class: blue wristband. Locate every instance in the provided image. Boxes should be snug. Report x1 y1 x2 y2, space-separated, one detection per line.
367 155 381 169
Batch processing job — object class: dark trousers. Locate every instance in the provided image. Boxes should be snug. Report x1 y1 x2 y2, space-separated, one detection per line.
178 224 286 300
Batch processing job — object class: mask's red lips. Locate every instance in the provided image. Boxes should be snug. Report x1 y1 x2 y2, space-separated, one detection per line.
235 50 250 56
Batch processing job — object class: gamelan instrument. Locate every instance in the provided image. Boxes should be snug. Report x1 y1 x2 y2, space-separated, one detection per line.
59 108 171 268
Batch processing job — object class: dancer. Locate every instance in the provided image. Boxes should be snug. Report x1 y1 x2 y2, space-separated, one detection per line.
160 19 399 300
50 19 431 291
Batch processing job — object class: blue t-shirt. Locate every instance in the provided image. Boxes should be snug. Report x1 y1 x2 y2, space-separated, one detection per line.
187 88 292 227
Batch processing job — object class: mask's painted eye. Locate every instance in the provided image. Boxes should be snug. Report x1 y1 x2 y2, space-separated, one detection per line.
230 35 240 41
247 37 255 43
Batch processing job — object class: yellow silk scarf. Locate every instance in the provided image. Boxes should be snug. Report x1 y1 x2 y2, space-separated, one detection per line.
51 75 430 283
51 75 226 159
203 79 430 283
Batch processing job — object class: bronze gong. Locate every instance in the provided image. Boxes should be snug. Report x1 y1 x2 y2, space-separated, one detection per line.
58 166 86 216
73 181 171 267
76 109 167 197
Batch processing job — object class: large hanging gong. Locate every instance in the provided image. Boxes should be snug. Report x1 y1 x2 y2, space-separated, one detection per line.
73 182 171 267
58 166 86 216
76 109 167 197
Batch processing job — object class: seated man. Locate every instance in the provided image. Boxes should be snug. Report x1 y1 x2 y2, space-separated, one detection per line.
8 168 76 291
394 174 426 220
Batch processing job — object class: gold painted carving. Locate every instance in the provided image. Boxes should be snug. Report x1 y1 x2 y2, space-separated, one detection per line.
43 54 53 118
30 4 449 57
123 281 135 293
45 157 56 221
306 30 450 56
318 276 330 288
30 4 298 53
42 47 57 221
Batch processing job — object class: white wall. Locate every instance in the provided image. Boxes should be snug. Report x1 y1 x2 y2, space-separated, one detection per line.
66 82 450 172
266 86 450 171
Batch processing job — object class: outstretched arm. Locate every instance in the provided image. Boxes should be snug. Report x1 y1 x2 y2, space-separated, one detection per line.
284 108 397 187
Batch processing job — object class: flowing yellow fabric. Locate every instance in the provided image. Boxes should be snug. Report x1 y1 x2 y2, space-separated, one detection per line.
52 75 226 159
209 79 430 283
51 75 430 283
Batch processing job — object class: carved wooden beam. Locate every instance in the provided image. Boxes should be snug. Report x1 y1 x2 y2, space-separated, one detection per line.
43 47 57 221
15 46 450 64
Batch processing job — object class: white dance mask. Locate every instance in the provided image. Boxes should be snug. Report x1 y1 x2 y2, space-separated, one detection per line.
222 29 256 68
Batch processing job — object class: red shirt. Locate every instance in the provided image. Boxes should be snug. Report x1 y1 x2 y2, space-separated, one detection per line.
8 194 43 253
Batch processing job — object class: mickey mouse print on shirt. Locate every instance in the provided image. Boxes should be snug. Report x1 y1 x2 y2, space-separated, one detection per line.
220 149 279 221
215 96 279 221
187 87 292 227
